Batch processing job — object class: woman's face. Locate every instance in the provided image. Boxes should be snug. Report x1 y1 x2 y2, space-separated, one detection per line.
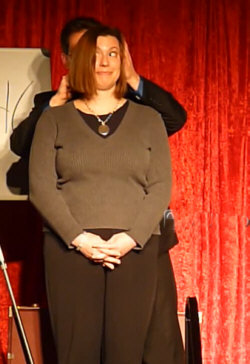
95 35 121 92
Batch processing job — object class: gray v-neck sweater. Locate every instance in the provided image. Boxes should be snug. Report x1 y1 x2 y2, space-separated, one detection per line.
29 100 172 248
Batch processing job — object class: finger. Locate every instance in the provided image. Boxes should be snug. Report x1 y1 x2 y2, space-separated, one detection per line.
95 248 121 257
92 241 117 248
124 41 129 53
93 259 104 263
91 244 115 252
92 243 108 248
91 253 106 260
102 262 115 270
92 256 105 262
103 256 121 265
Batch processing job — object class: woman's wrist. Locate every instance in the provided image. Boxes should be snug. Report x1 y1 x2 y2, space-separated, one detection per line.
75 240 84 251
71 231 87 250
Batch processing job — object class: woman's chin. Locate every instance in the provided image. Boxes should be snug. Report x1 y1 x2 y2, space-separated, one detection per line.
96 84 116 93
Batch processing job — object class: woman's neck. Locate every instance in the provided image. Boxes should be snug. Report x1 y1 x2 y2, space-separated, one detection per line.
75 89 125 115
90 89 120 113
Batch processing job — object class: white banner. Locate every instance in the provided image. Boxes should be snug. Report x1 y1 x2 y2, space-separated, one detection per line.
0 48 51 200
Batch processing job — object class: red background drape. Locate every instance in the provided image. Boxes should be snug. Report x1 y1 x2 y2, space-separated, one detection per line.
0 0 249 363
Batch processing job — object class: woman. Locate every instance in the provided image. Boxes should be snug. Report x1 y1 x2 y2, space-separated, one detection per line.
29 26 183 364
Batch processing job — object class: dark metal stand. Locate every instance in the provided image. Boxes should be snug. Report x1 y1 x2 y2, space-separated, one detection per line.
185 297 202 364
0 245 34 364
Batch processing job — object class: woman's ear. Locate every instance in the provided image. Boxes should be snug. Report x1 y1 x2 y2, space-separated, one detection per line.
61 52 70 69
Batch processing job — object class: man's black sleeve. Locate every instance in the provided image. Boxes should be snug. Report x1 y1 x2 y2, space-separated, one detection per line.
10 91 55 157
127 77 187 136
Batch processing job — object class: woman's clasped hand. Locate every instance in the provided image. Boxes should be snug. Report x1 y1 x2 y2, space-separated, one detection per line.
72 231 136 269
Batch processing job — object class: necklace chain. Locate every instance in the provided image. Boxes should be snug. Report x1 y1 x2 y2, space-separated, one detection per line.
83 99 120 126
82 99 121 136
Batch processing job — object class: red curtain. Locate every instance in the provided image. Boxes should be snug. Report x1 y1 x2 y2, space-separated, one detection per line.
0 0 249 363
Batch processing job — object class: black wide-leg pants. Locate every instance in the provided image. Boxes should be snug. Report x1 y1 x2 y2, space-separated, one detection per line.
43 229 184 364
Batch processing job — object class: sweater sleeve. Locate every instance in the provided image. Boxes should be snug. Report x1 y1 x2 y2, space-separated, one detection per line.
126 111 172 248
29 109 83 247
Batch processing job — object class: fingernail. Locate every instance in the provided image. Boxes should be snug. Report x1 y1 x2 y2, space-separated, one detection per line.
93 254 105 259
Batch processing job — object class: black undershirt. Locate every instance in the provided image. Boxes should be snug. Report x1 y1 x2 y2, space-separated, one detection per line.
77 101 129 138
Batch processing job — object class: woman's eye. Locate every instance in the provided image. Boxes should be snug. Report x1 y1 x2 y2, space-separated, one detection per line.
109 51 118 57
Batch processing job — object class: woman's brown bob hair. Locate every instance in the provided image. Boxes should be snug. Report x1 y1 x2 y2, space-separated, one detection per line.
69 26 127 99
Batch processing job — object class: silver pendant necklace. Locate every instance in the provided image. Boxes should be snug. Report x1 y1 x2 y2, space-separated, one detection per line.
83 100 120 136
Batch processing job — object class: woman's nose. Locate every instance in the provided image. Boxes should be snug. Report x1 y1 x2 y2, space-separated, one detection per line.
100 53 109 66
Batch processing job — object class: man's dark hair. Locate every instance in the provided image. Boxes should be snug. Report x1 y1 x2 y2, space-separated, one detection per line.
60 17 102 55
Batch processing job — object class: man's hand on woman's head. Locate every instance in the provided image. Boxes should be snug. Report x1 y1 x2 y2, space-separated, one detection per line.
49 75 72 107
124 42 140 91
